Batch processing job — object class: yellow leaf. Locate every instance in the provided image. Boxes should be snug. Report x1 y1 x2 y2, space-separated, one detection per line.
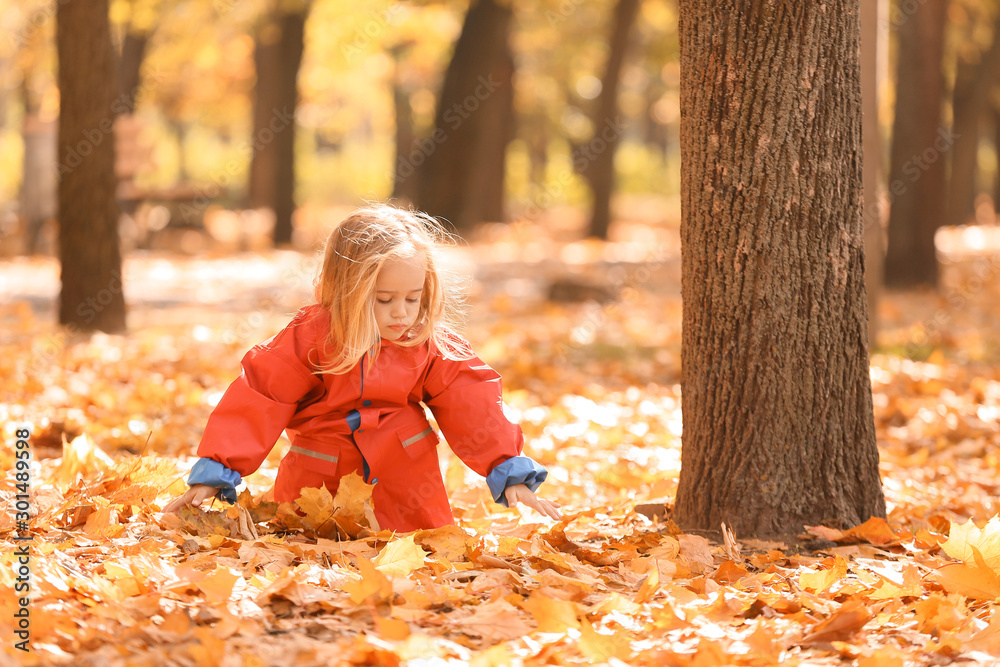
295 485 334 529
941 516 1000 572
373 535 427 577
521 592 580 633
343 555 392 604
196 566 240 605
799 555 848 593
579 619 631 662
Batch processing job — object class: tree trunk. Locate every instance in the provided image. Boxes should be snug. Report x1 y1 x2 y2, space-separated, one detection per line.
862 0 885 346
582 0 640 239
391 44 419 204
947 12 1000 227
56 0 126 333
675 0 885 540
415 0 513 233
118 29 148 114
248 4 309 247
883 0 948 289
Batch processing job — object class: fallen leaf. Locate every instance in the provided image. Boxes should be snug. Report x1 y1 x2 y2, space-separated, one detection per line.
373 535 427 577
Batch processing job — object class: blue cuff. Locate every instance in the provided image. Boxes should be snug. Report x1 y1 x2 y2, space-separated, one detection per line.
486 456 548 508
187 458 242 504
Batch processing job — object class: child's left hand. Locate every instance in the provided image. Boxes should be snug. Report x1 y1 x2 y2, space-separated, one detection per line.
504 483 562 520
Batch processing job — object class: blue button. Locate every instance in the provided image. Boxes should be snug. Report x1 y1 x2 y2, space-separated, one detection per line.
371 478 379 485
357 429 364 433
363 400 371 406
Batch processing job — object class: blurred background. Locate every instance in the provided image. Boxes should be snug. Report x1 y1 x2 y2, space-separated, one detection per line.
0 0 683 259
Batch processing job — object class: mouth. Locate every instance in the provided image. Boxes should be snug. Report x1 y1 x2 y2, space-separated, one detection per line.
389 324 409 331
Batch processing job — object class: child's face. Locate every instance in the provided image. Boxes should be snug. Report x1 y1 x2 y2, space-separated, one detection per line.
374 255 426 340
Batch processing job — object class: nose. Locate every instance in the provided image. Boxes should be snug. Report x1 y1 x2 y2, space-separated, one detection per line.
391 300 407 319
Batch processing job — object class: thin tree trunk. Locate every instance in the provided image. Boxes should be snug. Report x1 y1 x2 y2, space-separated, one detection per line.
248 4 309 246
118 29 148 114
415 0 513 233
56 0 126 332
883 0 948 289
862 0 885 346
675 0 885 540
947 12 1000 227
391 43 418 203
582 0 640 239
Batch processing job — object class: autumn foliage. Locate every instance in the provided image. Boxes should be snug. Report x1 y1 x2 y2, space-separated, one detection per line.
3 226 1000 665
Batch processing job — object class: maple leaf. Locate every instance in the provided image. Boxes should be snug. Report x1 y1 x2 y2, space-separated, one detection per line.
373 535 427 577
934 546 1000 601
941 516 1000 572
343 556 393 604
295 485 335 530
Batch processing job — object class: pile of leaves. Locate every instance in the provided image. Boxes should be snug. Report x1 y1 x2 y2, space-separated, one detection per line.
2 227 1000 665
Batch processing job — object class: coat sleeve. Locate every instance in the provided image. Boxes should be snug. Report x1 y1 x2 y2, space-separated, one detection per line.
422 337 541 491
196 308 324 477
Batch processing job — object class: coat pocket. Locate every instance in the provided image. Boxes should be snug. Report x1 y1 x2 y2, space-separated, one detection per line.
397 421 440 458
285 436 342 476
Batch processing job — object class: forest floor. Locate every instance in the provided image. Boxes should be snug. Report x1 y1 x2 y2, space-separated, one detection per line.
2 218 1000 666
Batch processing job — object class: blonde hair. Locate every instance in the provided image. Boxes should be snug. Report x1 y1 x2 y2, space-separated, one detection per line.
313 204 471 374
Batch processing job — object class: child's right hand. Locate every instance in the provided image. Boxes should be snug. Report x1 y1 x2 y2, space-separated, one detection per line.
163 484 220 513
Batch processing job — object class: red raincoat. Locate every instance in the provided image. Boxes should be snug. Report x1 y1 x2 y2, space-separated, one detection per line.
197 304 524 532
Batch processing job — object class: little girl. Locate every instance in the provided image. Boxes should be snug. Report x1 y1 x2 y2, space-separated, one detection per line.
165 205 560 531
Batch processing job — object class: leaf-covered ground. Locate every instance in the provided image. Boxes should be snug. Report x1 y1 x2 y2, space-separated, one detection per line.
3 223 1000 666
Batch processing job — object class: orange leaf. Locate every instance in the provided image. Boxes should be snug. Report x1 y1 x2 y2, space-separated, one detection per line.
801 601 873 645
343 556 393 604
521 591 580 633
294 485 335 530
196 566 240 605
579 619 632 662
373 615 411 641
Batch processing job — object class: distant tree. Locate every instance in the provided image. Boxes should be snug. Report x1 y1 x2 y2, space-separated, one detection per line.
883 0 948 289
414 0 514 233
674 0 885 539
56 0 126 332
248 0 311 246
862 0 886 344
947 9 1000 227
577 0 640 239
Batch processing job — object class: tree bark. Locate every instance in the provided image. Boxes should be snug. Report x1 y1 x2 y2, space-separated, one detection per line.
582 0 640 239
675 0 885 540
56 0 126 332
947 12 1000 227
415 0 514 233
883 0 948 289
248 3 309 246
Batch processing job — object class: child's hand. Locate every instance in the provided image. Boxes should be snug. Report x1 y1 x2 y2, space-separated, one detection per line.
163 484 220 513
504 483 562 520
